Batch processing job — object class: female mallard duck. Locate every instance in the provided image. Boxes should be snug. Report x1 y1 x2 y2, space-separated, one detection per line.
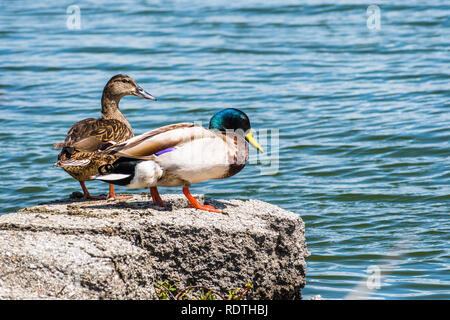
92 108 263 213
54 74 157 200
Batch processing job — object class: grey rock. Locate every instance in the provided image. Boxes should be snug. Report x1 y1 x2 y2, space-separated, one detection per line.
0 193 309 299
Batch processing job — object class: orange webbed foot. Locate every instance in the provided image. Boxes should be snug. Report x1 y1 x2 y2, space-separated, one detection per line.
183 187 222 213
106 184 132 200
79 181 107 201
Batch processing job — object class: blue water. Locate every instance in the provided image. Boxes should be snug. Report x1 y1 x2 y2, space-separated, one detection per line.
0 0 449 299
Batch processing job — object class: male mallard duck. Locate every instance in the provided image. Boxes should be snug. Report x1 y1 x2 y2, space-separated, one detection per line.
92 108 263 213
54 74 157 200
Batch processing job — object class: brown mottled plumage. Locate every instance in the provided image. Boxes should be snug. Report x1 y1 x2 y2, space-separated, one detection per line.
54 74 157 200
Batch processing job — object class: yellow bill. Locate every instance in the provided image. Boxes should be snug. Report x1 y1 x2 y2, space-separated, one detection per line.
245 130 264 153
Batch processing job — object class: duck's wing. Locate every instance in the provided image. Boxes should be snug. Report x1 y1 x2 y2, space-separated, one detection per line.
54 118 133 153
105 123 218 160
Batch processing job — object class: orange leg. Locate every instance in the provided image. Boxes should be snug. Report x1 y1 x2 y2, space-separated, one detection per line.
182 187 221 213
150 187 166 207
79 181 106 200
106 184 132 200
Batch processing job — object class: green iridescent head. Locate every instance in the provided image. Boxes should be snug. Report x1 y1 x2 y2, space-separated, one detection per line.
209 108 264 152
209 108 250 132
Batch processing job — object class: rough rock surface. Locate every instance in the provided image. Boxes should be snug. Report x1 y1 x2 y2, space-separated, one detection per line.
0 193 309 299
